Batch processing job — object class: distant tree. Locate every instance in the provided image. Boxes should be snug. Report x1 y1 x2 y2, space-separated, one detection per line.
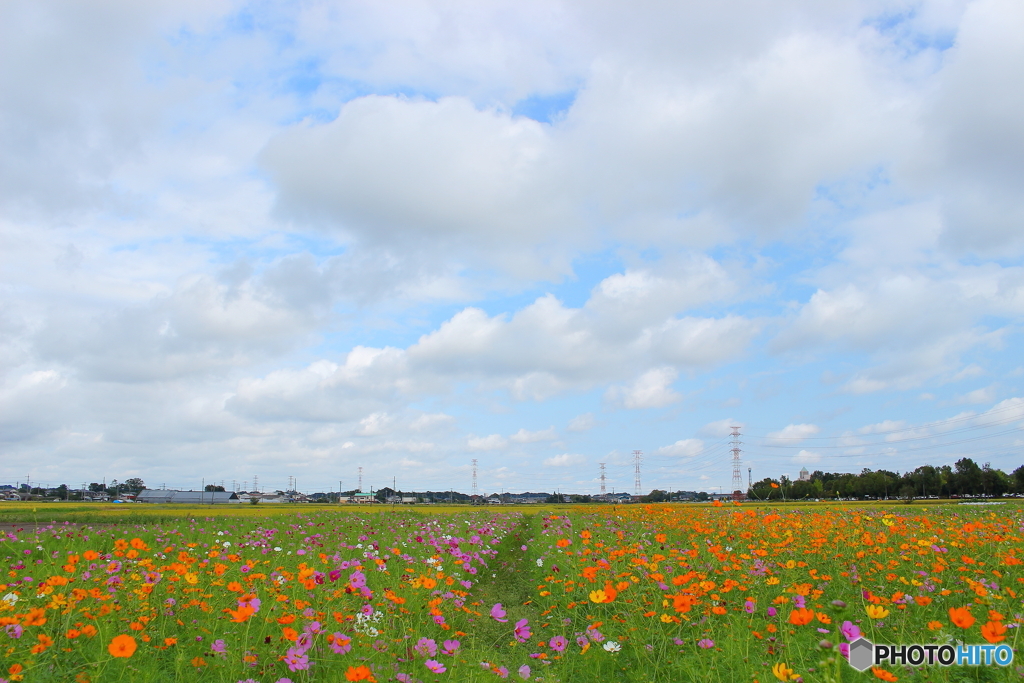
56 484 69 500
1014 465 1024 494
642 490 669 503
695 491 709 502
124 478 146 493
205 484 226 492
89 483 105 492
954 458 982 496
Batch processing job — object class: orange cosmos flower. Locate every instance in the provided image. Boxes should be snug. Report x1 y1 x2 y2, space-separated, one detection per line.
226 581 243 592
108 634 137 658
787 608 814 626
914 595 932 606
81 624 98 638
927 621 943 630
948 606 975 629
556 539 571 548
655 533 667 543
225 605 255 623
191 656 207 668
711 605 727 615
23 608 47 627
163 637 177 647
277 613 296 625
980 620 1007 644
345 664 377 681
871 667 898 681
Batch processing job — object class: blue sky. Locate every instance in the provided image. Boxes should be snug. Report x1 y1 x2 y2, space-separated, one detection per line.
1 0 1023 496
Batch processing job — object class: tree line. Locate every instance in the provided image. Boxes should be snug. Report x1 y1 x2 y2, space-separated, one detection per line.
748 458 1024 501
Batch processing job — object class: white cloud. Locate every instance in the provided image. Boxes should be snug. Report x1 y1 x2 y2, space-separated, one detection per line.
608 367 681 409
766 423 820 444
656 439 704 457
544 453 585 467
509 426 558 443
793 450 821 464
567 413 595 432
698 419 742 437
957 385 997 405
467 434 508 451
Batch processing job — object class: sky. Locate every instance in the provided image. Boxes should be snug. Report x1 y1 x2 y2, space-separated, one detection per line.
2 0 1023 497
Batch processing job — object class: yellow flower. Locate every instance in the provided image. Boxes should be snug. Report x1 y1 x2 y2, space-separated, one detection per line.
589 589 608 603
866 604 890 620
772 662 797 681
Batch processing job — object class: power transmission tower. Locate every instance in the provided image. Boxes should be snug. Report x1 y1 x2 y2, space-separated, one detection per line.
748 467 752 490
599 463 606 495
471 459 478 499
358 467 363 493
632 450 642 496
730 427 743 501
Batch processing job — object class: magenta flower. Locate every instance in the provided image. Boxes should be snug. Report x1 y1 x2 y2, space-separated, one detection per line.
5 624 23 639
839 642 850 659
283 648 309 672
211 639 227 654
841 621 861 641
514 619 531 643
415 637 438 657
425 659 446 674
442 639 461 655
518 664 531 680
697 639 714 649
329 632 352 654
549 635 567 652
396 674 413 683
490 603 508 623
744 600 756 614
767 607 777 617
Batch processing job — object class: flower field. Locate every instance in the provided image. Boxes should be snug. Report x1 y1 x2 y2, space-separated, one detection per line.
1 503 1023 682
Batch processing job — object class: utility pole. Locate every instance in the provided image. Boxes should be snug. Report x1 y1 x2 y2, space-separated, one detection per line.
599 463 606 495
471 459 478 499
632 450 642 496
358 467 363 493
730 427 743 502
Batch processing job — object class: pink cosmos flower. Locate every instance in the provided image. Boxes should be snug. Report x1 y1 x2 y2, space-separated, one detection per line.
490 603 508 623
549 635 567 652
442 639 460 655
698 639 714 649
744 600 756 614
841 621 861 641
283 648 309 672
415 637 438 657
514 619 531 643
425 659 446 674
518 664 531 679
329 632 352 655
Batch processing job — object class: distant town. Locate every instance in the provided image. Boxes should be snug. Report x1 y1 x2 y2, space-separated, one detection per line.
3 457 1021 504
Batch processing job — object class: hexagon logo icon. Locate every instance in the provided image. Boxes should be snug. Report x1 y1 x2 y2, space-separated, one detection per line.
848 638 874 672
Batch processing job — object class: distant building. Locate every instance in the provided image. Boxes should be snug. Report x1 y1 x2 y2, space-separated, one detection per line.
137 490 239 504
798 467 810 482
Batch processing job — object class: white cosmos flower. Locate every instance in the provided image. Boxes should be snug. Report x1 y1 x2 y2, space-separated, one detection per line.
536 558 544 567
1 593 18 606
603 641 621 653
